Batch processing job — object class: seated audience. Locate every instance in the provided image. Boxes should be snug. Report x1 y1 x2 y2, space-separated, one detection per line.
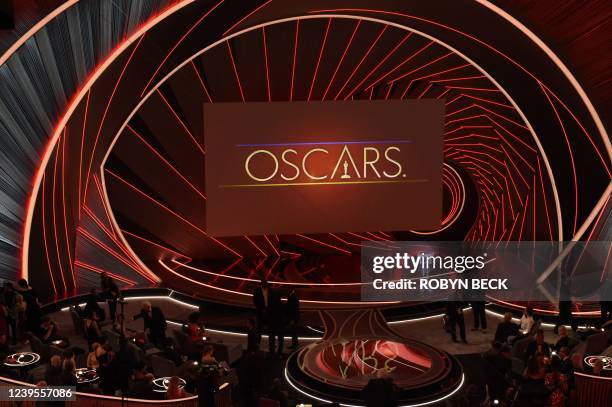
133 301 167 348
166 375 190 399
362 369 398 407
186 312 205 343
44 355 62 386
62 350 76 370
545 356 569 407
520 306 535 335
267 377 289 407
494 312 519 343
517 356 549 406
129 362 155 399
201 344 217 365
554 325 571 351
84 310 103 349
98 349 120 395
39 316 63 344
15 279 41 334
525 329 551 361
87 342 101 369
246 317 260 353
84 289 106 322
59 359 77 387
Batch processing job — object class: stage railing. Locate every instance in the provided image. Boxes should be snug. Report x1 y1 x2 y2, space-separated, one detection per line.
0 375 198 407
574 371 612 406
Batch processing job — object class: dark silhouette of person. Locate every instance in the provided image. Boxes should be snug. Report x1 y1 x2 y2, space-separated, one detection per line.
246 317 260 354
470 300 487 331
446 301 467 343
100 272 120 323
286 289 300 349
362 370 398 407
253 278 269 342
133 301 167 348
267 289 284 355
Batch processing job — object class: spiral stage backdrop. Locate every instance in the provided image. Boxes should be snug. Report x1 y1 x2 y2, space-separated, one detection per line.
0 0 609 305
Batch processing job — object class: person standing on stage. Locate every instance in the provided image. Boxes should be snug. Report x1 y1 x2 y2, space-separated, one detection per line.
446 301 467 344
286 289 300 350
253 278 270 343
470 300 487 332
100 272 120 324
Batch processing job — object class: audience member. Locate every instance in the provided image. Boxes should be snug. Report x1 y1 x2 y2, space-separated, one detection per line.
98 349 119 395
133 301 167 348
84 289 105 322
44 355 62 386
166 375 189 399
253 278 269 343
15 279 41 333
517 355 549 406
525 329 551 361
39 316 63 344
470 300 487 332
520 306 535 335
59 359 77 387
494 312 519 343
15 294 26 343
100 272 120 323
186 312 205 343
286 289 300 349
554 325 571 351
130 362 155 399
84 310 103 349
1 282 18 345
446 302 467 344
246 317 260 354
545 356 569 407
201 344 217 366
267 288 285 355
87 342 101 369
362 369 398 407
267 377 289 407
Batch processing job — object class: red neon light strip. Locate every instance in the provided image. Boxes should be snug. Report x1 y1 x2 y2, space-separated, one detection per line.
121 228 191 260
141 0 225 96
41 175 58 297
334 25 388 100
289 20 300 101
262 27 271 102
223 0 274 35
226 41 246 102
83 34 146 207
74 261 136 285
156 89 205 154
321 20 361 100
51 142 68 294
61 133 76 291
307 18 332 101
78 90 90 220
105 169 242 258
190 61 212 103
344 32 412 99
295 234 351 254
126 125 206 200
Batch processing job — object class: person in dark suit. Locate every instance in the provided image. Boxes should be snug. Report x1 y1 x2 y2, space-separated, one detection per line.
494 312 519 343
84 288 106 322
100 272 120 323
286 289 300 349
253 279 269 344
267 289 284 356
525 329 551 362
470 300 487 331
133 301 167 348
246 318 260 354
446 302 467 343
362 370 398 407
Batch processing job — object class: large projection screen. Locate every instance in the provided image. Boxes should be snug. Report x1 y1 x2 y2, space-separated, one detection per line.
204 100 444 237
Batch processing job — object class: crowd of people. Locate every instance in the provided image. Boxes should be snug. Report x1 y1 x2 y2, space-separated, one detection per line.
252 279 301 356
479 306 611 406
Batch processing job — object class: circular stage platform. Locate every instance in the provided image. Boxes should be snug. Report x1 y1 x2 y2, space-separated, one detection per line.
285 310 464 406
